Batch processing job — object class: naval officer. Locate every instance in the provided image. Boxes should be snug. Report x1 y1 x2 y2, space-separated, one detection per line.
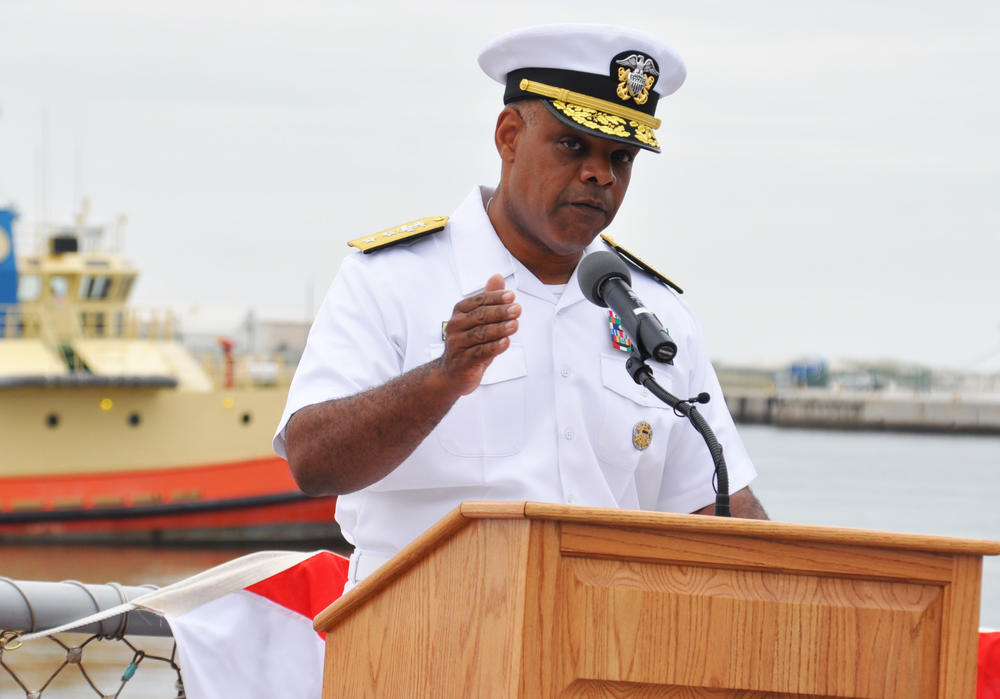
274 23 767 590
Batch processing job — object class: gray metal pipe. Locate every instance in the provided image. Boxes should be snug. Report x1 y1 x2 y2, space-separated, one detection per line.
0 578 172 638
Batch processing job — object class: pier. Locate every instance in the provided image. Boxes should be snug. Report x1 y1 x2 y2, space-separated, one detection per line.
723 387 1000 434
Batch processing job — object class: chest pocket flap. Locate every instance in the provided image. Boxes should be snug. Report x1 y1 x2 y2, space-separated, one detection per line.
599 353 672 408
435 343 528 457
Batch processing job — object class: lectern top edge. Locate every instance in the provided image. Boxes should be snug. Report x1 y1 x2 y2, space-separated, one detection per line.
459 501 1000 556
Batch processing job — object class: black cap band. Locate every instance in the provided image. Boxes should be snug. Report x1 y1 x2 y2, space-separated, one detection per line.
503 67 659 117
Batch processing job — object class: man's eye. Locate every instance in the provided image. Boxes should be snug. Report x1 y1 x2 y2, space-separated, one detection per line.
559 138 582 151
613 151 636 164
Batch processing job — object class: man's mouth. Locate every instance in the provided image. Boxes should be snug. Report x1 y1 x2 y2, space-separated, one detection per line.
570 200 608 215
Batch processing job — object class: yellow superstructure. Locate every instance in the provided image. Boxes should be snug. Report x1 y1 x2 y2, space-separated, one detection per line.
0 216 334 537
0 232 287 476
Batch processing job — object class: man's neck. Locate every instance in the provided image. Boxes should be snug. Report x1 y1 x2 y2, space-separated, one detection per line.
486 193 585 285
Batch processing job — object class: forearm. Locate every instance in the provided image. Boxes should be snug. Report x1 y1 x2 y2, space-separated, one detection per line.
284 358 462 496
692 486 769 520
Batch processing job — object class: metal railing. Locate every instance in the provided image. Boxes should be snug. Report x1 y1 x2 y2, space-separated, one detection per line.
0 304 179 343
195 352 296 389
0 307 44 340
1 303 299 391
0 578 184 698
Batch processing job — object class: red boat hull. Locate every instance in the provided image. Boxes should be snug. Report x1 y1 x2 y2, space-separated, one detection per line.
0 456 337 537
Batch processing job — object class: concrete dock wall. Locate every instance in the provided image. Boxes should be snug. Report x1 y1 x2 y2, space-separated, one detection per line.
724 388 1000 434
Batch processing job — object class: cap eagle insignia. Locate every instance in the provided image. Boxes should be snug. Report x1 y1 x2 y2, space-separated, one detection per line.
615 53 659 105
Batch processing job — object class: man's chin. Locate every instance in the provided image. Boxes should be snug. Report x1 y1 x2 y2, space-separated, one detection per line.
553 218 611 251
545 233 604 259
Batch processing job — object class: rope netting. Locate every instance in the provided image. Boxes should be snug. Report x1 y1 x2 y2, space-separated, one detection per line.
0 630 184 698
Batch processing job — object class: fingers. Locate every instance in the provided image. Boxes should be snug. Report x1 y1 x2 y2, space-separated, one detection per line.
440 274 521 394
449 275 520 335
452 275 515 317
447 277 520 346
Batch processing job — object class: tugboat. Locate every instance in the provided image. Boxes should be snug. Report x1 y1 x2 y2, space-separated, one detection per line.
0 206 336 541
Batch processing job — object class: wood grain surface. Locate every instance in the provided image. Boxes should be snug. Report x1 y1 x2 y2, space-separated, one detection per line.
315 502 997 697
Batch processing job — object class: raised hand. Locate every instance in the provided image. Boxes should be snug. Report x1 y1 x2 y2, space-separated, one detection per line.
439 274 521 395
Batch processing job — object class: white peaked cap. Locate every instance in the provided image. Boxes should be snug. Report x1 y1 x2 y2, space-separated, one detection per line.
478 24 686 152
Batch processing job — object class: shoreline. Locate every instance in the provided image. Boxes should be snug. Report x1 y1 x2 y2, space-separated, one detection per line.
723 387 1000 436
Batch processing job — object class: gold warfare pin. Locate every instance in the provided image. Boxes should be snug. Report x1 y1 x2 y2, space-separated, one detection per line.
632 421 652 451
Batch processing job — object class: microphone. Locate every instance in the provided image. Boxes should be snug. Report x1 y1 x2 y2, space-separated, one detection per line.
577 251 677 364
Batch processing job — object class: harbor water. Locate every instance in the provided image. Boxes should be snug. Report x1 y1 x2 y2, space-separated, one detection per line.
743 424 1000 628
0 425 998 697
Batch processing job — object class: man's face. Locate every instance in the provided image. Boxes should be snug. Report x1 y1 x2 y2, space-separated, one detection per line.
500 103 640 259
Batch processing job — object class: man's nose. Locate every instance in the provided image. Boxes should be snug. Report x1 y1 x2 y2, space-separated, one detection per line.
580 155 615 186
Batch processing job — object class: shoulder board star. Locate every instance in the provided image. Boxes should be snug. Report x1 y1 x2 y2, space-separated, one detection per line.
348 216 449 254
600 234 683 294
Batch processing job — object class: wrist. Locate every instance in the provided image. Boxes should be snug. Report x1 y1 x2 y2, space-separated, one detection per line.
423 357 471 401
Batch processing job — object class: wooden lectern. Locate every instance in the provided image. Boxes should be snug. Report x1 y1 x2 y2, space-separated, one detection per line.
314 502 1000 697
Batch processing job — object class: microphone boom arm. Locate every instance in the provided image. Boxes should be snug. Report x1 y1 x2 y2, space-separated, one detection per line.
625 356 731 517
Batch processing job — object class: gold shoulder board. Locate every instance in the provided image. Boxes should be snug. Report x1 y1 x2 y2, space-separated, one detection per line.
348 216 449 254
600 234 683 294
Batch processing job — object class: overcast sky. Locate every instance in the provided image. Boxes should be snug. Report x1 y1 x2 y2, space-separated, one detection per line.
1 0 998 372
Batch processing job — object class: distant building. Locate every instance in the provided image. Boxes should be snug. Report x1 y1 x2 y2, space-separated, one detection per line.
782 357 829 388
180 307 311 365
236 314 312 362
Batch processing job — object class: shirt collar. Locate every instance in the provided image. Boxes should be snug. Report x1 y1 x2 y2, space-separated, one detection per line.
555 234 607 312
450 186 516 297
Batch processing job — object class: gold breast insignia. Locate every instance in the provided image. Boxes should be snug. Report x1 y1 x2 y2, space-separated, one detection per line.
632 421 652 451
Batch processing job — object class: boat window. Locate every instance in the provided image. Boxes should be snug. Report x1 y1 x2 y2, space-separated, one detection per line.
79 275 94 300
79 275 112 300
119 276 134 300
93 276 112 299
18 274 41 301
49 275 69 299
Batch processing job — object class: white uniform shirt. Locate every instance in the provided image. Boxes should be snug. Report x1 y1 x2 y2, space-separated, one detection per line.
275 186 756 586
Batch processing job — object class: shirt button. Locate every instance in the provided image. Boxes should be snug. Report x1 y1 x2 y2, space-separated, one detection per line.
560 367 571 378
567 491 576 503
564 428 574 440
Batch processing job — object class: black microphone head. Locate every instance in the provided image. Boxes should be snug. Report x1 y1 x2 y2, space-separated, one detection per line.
577 251 632 307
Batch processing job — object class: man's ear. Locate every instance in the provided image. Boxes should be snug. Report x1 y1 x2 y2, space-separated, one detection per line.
494 105 524 164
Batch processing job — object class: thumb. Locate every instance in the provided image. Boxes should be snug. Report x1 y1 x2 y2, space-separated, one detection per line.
483 273 506 293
